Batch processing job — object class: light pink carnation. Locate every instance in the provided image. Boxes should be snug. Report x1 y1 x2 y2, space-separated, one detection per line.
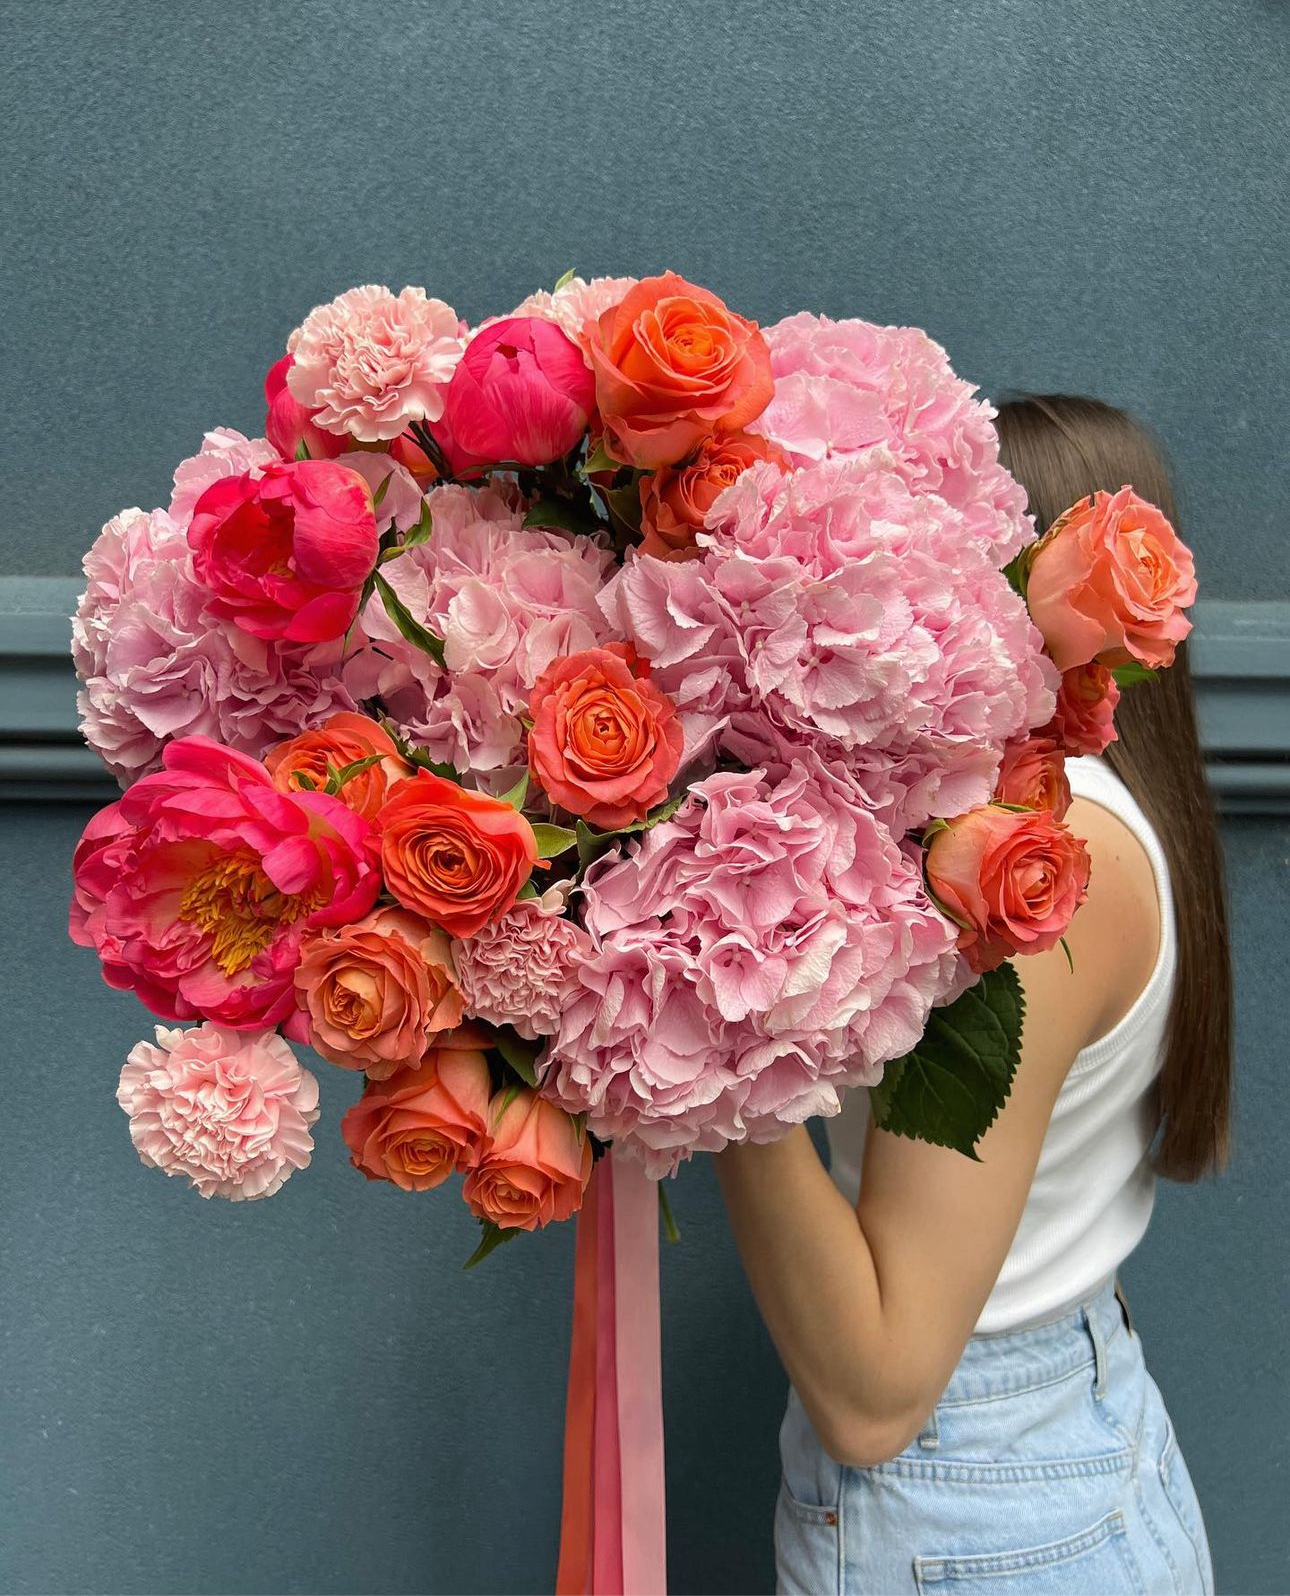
286 285 466 442
452 887 593 1040
116 1023 320 1200
74 504 357 784
508 275 638 355
345 482 617 771
169 428 282 525
751 313 1033 564
544 764 968 1171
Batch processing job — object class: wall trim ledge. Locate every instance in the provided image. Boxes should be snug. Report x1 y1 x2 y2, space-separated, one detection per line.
2 577 1287 812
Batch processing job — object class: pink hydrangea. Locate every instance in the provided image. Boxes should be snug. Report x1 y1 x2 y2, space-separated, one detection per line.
508 275 638 355
116 1023 319 1200
169 428 282 525
344 482 618 772
750 313 1033 564
452 887 593 1040
73 505 358 785
286 284 466 442
543 763 969 1171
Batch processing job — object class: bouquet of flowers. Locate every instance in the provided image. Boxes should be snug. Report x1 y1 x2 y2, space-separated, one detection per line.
70 271 1197 1255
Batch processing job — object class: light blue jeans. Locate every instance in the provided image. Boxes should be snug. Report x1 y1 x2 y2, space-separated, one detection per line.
776 1283 1213 1594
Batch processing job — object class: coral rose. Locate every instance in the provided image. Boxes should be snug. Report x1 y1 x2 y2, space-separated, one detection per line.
639 431 789 560
341 1030 493 1191
377 771 539 937
527 646 683 828
265 712 412 823
463 1089 592 1231
1044 661 1121 757
586 272 774 468
294 906 465 1077
116 1023 319 1201
993 735 1072 819
925 803 1091 974
1026 487 1197 671
187 460 378 644
70 736 380 1031
263 355 345 462
434 316 596 475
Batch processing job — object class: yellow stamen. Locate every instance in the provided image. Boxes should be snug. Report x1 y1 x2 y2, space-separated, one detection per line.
179 849 314 976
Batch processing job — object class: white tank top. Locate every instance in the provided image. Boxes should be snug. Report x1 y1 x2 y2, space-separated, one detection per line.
827 756 1176 1333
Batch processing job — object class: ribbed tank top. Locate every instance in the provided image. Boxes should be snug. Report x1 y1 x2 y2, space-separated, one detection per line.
827 756 1176 1333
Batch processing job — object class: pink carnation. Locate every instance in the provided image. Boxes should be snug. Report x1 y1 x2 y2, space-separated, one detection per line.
544 763 968 1171
286 284 465 442
116 1023 319 1200
344 482 617 772
452 888 592 1040
751 313 1032 564
508 275 638 355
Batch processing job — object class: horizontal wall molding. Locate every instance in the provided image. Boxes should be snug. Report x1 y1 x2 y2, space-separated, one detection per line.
2 576 1287 812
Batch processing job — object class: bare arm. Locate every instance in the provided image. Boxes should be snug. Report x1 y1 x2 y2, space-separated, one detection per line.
715 797 1159 1467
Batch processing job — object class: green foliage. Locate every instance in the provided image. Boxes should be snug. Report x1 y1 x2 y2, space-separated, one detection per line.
531 823 578 858
372 570 446 666
869 964 1025 1159
1112 660 1158 687
574 792 687 868
492 1028 541 1087
323 754 385 795
499 771 529 810
554 267 577 290
462 1220 520 1271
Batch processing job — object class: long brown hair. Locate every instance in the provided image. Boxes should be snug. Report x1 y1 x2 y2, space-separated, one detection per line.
994 394 1232 1180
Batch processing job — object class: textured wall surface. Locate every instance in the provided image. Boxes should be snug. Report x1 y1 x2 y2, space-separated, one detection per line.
1 2 1287 1594
1 0 1287 596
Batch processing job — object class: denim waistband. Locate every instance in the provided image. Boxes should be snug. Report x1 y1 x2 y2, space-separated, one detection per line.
936 1280 1126 1408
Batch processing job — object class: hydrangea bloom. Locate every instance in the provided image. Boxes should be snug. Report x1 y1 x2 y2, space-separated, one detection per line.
344 482 618 772
751 312 1033 565
543 763 969 1171
169 428 281 525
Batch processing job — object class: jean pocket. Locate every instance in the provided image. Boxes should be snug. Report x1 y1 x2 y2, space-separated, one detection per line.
775 1482 840 1596
914 1510 1142 1595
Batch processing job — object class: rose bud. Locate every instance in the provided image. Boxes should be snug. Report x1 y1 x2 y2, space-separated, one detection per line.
1043 661 1121 757
993 735 1072 819
639 431 790 560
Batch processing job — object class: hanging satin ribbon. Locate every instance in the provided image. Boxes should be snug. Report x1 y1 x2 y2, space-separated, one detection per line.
556 1153 667 1596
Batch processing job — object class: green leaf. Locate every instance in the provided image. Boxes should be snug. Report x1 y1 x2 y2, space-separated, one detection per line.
294 438 311 462
554 267 577 291
499 771 530 810
372 570 446 666
869 964 1025 1159
324 753 385 794
516 881 539 900
583 437 620 475
493 1028 541 1087
602 478 644 537
380 719 461 783
1002 545 1033 599
462 1220 520 1271
522 496 601 536
1112 661 1158 687
289 768 317 791
658 1181 681 1244
531 822 578 858
372 471 392 509
573 792 686 869
1059 936 1075 974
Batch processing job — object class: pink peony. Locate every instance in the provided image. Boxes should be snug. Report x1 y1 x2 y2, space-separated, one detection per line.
509 275 638 356
116 1023 319 1200
74 505 359 784
452 888 592 1040
750 313 1033 564
169 428 282 526
433 316 596 474
264 356 346 462
344 482 618 772
544 763 968 1171
286 284 465 443
187 460 379 644
70 737 380 1032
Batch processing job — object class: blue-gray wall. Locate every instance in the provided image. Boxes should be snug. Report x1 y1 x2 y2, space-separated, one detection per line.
1 4 1286 1594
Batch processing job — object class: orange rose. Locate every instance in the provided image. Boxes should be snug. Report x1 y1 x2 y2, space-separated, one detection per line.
293 906 465 1078
639 431 790 560
925 804 1091 974
341 1028 493 1191
377 771 538 937
1026 487 1197 671
586 272 774 469
993 735 1072 819
265 712 412 823
463 1089 592 1231
527 646 683 829
1043 661 1121 757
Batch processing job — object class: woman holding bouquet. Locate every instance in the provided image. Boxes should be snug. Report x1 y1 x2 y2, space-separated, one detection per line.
718 396 1228 1595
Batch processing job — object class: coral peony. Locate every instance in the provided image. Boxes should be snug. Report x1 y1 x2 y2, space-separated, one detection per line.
341 1030 494 1191
452 888 592 1040
434 316 596 475
265 711 412 823
993 734 1072 819
639 431 790 560
463 1090 592 1231
1044 661 1121 757
264 355 345 462
925 803 1091 973
116 1023 319 1200
286 284 465 442
527 646 683 828
294 906 464 1077
188 460 378 644
70 736 380 1030
1026 487 1196 671
586 272 774 468
377 771 539 937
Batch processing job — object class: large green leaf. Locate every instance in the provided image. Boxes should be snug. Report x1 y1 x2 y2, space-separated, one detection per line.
869 964 1025 1159
372 570 446 667
1112 660 1158 687
531 822 578 858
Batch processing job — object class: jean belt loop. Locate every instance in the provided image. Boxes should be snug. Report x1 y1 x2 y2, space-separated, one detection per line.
1085 1301 1109 1401
916 1405 940 1451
